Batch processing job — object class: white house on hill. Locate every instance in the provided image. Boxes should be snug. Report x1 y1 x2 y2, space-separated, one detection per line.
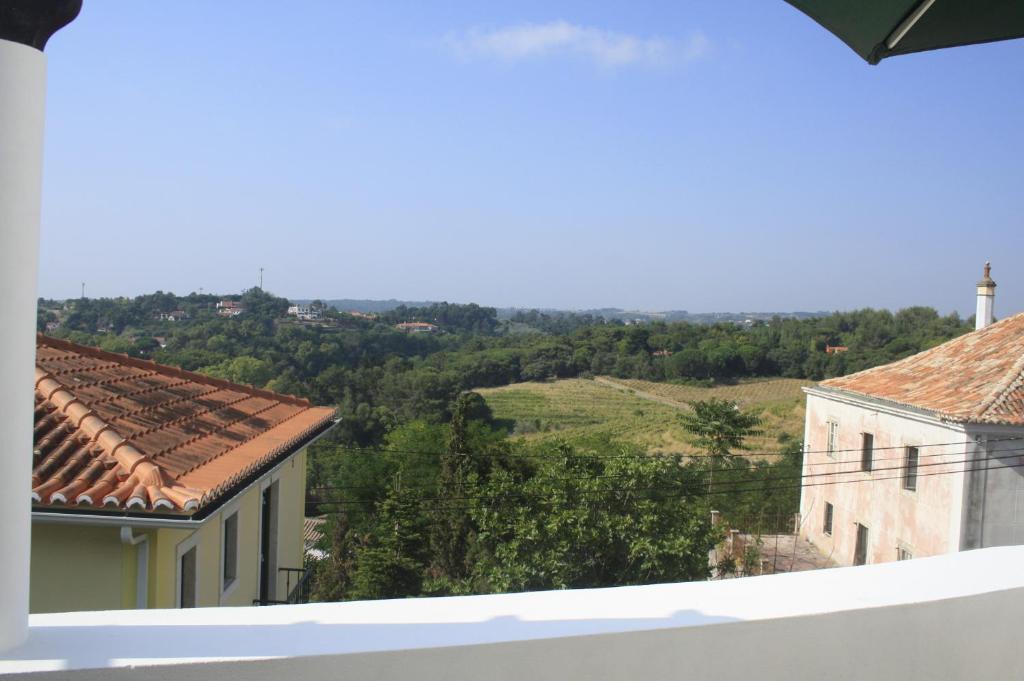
800 265 1024 565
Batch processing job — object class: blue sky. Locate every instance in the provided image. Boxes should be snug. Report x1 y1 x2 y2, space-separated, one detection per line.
39 1 1024 315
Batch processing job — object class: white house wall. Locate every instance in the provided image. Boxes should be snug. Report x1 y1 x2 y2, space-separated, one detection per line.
800 389 969 565
961 425 1024 549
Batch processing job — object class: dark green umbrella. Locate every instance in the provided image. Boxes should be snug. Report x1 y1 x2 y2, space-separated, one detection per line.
785 0 1024 64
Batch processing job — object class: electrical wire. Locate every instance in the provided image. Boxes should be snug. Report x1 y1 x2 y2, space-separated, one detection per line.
309 446 1024 509
314 435 1019 462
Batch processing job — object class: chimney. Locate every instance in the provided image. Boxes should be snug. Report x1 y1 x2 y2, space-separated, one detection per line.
975 262 996 330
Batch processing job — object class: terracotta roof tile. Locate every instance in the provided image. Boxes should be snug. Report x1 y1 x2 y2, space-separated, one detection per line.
33 335 337 516
819 312 1024 425
303 516 326 551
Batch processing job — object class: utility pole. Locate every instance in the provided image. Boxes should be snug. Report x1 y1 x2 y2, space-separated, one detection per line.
80 281 84 299
259 267 264 290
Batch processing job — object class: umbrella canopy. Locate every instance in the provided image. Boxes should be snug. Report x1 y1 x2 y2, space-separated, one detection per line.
785 0 1024 64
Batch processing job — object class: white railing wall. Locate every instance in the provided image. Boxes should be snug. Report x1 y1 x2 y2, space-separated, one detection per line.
2 546 1023 680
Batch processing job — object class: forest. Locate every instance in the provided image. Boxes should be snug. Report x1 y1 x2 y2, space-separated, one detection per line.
40 289 972 445
38 289 972 598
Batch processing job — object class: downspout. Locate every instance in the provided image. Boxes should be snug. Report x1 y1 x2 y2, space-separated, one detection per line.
0 0 80 651
120 527 149 609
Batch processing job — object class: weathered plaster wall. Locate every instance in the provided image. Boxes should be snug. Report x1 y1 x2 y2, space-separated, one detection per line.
799 389 968 565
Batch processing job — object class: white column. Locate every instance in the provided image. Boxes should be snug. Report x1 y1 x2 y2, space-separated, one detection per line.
0 37 47 651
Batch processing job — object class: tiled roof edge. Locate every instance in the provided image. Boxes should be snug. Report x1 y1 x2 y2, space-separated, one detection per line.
975 346 1024 422
194 408 339 516
38 334 312 408
809 384 950 422
814 379 1024 427
819 311 1024 397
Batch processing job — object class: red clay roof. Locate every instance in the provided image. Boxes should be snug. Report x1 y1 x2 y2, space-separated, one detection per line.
33 335 336 516
819 312 1024 426
303 516 326 550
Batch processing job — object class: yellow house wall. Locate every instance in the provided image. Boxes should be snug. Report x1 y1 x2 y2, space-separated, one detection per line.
274 448 307 599
30 525 124 613
31 446 309 612
153 447 308 608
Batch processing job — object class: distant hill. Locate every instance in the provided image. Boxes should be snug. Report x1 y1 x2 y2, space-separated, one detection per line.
294 299 441 314
498 307 830 325
292 299 830 324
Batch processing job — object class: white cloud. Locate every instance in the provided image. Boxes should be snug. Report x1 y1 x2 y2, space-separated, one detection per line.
446 21 709 68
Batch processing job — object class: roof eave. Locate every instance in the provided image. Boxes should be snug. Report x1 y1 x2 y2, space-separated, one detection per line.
33 417 340 525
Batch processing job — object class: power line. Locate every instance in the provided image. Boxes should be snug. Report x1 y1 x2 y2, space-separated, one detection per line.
309 439 997 492
314 435 1019 463
309 445 1024 509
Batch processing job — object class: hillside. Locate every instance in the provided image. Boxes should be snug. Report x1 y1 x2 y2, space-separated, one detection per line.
477 377 812 456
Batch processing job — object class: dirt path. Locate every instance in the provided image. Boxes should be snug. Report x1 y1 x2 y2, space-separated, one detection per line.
593 376 693 411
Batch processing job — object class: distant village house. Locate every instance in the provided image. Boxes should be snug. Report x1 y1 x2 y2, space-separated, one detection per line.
217 300 245 317
287 304 323 321
395 322 440 334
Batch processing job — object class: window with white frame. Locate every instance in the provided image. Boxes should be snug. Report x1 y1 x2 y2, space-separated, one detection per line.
826 420 839 458
222 511 239 592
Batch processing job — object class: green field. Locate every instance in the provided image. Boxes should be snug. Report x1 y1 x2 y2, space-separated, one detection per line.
477 376 812 456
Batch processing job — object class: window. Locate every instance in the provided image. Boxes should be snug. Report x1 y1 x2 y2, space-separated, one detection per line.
180 546 197 608
222 511 239 592
897 546 913 561
903 446 919 491
854 523 869 566
826 420 839 458
823 502 834 535
861 433 874 472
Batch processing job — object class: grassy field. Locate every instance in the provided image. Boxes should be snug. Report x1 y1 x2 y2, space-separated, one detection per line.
477 376 812 456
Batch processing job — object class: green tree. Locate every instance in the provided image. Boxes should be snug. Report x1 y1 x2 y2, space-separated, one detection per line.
309 513 361 602
349 484 430 600
680 398 762 492
470 441 716 592
199 355 274 388
429 393 487 587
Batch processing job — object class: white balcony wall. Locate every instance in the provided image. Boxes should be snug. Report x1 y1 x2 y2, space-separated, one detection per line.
2 546 1023 680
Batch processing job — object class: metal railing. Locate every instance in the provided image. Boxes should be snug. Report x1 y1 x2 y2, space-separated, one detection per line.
252 567 311 606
